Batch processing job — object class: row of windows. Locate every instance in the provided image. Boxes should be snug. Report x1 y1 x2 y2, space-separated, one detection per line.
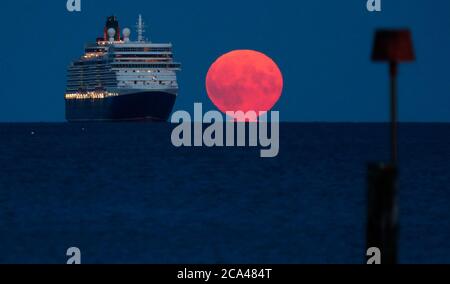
73 60 107 66
68 77 116 82
68 73 116 78
67 82 117 86
68 78 116 82
67 77 116 81
70 64 109 68
113 59 172 64
118 69 160 73
85 48 106 53
113 47 172 52
67 83 117 89
65 89 117 94
113 54 173 58
67 80 116 86
69 69 110 73
73 61 181 68
119 80 177 86
68 70 115 75
111 63 181 69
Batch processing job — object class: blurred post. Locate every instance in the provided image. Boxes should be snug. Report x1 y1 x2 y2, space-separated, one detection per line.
389 62 398 164
368 29 415 263
367 163 398 264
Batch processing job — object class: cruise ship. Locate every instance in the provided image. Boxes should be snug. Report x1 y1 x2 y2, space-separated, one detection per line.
65 15 181 122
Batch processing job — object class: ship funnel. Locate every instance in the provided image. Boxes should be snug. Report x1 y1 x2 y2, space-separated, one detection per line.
104 16 121 41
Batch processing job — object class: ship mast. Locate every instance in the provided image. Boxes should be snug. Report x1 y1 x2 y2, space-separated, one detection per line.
136 14 147 42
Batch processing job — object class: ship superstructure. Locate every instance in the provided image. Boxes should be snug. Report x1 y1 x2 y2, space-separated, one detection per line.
65 15 181 121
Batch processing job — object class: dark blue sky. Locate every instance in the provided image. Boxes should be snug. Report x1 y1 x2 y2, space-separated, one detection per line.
0 0 449 122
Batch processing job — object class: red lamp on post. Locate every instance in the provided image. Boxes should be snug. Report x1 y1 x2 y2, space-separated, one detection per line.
372 29 415 164
366 30 415 264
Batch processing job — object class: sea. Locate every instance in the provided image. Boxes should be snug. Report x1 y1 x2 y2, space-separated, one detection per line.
0 123 449 264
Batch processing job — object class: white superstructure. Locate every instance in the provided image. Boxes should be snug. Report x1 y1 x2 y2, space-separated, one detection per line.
66 15 181 100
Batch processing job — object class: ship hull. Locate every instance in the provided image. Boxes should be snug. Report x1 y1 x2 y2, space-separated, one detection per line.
65 91 176 122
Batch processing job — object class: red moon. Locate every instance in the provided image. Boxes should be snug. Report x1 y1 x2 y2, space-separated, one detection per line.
206 50 283 121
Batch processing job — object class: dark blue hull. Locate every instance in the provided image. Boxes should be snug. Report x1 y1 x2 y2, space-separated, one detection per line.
65 91 176 122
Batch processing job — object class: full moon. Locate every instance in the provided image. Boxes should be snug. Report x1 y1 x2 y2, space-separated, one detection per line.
205 50 283 121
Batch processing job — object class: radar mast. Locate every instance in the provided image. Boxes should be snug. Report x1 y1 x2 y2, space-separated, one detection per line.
136 14 148 42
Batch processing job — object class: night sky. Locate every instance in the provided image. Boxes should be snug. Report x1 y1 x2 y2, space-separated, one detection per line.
0 0 449 122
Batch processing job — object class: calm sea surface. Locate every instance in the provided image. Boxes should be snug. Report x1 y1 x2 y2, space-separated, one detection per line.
0 123 449 264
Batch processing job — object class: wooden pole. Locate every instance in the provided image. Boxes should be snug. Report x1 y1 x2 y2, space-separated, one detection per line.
366 62 400 265
390 62 398 165
367 163 398 264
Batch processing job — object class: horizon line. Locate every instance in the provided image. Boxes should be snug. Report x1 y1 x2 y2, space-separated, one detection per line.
1 121 450 124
